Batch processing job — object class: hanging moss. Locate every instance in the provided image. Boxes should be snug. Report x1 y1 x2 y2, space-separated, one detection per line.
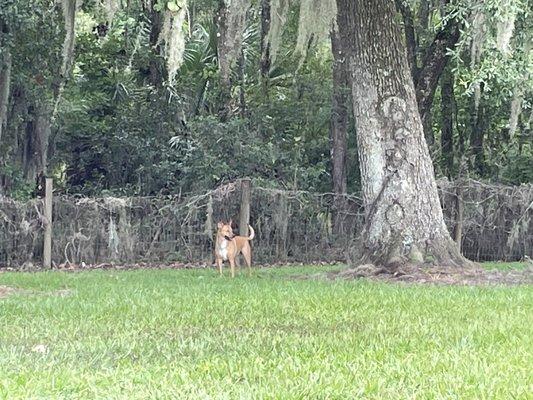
469 7 486 114
101 0 121 23
294 0 336 62
496 0 517 54
53 0 81 118
265 0 290 66
60 0 80 79
157 1 188 86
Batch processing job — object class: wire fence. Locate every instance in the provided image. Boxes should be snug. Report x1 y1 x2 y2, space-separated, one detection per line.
0 179 531 268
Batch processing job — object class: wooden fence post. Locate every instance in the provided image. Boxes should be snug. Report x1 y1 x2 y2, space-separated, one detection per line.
239 178 251 236
43 178 53 269
453 181 464 249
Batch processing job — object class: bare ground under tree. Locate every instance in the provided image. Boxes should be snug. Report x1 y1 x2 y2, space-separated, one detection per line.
315 263 533 286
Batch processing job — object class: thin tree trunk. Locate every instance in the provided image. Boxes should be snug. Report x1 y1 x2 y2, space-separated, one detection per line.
22 102 51 181
418 0 431 29
238 47 246 118
215 0 232 120
0 48 11 144
336 0 469 268
415 13 460 145
470 83 486 175
453 182 463 247
260 0 271 96
147 0 163 87
330 22 349 235
440 64 454 176
395 0 418 80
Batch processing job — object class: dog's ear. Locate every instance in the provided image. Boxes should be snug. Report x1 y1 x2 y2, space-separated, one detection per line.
217 221 224 229
228 218 233 226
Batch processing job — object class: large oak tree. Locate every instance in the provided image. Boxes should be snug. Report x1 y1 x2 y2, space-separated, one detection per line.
335 0 470 268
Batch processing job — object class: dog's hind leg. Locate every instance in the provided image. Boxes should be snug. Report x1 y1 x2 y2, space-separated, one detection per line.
242 245 252 276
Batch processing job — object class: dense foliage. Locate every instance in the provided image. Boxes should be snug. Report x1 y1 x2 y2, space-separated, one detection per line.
0 0 530 198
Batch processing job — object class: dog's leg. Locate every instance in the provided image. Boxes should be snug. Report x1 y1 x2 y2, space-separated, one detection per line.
229 257 236 278
216 258 223 276
242 244 252 276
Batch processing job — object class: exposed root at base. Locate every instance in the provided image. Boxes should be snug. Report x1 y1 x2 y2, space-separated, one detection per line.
326 263 533 286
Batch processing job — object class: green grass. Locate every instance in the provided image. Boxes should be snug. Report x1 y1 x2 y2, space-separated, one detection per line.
0 264 531 399
481 261 531 270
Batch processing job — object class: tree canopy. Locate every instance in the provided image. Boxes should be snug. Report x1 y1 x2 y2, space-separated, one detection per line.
0 0 531 198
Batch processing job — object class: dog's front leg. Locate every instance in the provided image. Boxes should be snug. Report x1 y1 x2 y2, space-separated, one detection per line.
229 258 236 278
216 258 223 276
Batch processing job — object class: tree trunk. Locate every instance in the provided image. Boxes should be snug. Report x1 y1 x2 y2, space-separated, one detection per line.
215 0 232 120
415 13 460 146
440 64 454 176
22 102 51 181
330 22 349 235
260 0 271 95
146 0 163 87
470 83 486 175
336 0 468 268
0 48 11 144
394 0 418 80
238 47 246 118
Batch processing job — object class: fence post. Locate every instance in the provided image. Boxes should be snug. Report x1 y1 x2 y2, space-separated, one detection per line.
239 178 251 236
43 178 53 269
453 181 463 249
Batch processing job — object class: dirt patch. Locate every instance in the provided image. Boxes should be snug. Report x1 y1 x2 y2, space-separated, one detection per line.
0 285 21 298
1 260 337 272
0 285 74 299
297 264 533 286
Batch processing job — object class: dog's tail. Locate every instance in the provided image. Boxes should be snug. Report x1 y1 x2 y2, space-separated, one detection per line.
247 225 255 240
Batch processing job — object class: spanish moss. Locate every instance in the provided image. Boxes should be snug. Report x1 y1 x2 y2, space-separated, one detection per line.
295 0 336 62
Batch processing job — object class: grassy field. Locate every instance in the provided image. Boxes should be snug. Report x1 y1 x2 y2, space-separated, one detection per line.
0 265 532 399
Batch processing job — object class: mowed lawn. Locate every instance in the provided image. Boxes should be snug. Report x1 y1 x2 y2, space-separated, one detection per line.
0 265 531 399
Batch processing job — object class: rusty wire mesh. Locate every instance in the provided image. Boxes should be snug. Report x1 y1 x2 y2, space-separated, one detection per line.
0 179 531 268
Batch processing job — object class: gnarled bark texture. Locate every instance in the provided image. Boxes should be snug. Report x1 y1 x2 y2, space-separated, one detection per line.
336 0 469 268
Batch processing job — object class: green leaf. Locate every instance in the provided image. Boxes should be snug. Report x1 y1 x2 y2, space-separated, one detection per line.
167 1 180 12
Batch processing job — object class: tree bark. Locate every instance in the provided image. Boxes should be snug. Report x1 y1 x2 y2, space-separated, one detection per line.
0 48 11 144
0 15 11 145
336 0 469 268
415 14 460 145
330 21 349 235
260 0 271 95
215 0 232 120
440 64 454 176
146 0 163 87
22 102 51 181
470 83 486 175
394 0 418 80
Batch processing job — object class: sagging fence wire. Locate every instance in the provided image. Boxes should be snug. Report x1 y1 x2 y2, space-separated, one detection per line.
0 179 531 268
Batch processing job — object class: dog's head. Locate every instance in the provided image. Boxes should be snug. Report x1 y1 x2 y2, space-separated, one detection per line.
217 220 234 241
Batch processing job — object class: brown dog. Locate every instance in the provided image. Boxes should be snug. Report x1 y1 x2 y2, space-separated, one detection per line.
215 220 255 277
